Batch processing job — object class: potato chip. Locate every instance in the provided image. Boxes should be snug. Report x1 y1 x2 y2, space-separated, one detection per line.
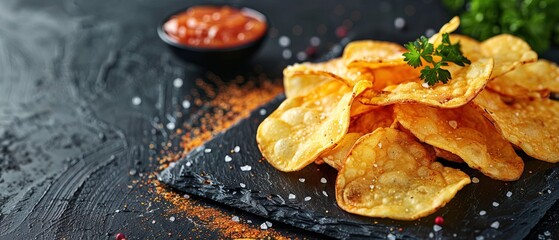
481 34 538 79
487 60 559 99
320 106 395 170
283 59 353 98
449 34 483 61
395 103 523 180
336 128 470 220
358 58 494 108
429 16 460 46
473 90 559 163
343 40 407 69
257 80 372 171
434 147 463 163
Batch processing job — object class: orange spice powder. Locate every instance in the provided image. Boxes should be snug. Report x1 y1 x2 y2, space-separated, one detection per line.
152 72 291 239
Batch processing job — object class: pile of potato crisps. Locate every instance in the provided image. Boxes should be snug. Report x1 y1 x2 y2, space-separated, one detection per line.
256 17 559 220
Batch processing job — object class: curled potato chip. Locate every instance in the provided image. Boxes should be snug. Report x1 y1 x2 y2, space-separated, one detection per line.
283 59 353 98
336 128 470 220
429 16 460 46
487 60 559 99
473 90 559 163
321 106 395 170
358 58 494 108
395 103 523 180
481 34 537 79
343 40 407 69
449 34 483 61
257 80 371 171
434 147 464 163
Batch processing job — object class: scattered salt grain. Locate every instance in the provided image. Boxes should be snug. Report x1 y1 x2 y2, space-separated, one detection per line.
472 177 480 183
298 178 306 183
166 122 175 130
115 209 120 213
260 222 268 230
506 191 513 197
479 210 487 216
310 36 321 46
320 177 327 184
128 169 137 176
428 232 434 238
378 143 383 148
544 230 551 236
204 148 212 153
433 224 442 232
173 78 183 88
548 189 552 194
259 109 267 115
490 221 500 229
182 100 191 109
231 216 240 222
425 28 436 37
185 161 192 167
422 82 430 88
224 155 232 162
475 236 485 240
448 120 458 129
152 220 156 224
297 51 307 61
132 96 142 105
169 216 176 222
183 194 190 199
234 146 241 153
322 191 328 197
387 233 396 240
278 36 291 47
240 165 252 171
394 17 406 29
304 196 311 201
288 194 296 199
247 220 252 223
492 202 500 207
240 183 246 188
265 221 272 227
282 49 292 59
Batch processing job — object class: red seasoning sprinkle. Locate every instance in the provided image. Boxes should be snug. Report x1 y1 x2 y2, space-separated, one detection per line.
435 216 444 225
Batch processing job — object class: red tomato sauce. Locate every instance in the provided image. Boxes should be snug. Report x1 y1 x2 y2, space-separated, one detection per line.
163 6 267 49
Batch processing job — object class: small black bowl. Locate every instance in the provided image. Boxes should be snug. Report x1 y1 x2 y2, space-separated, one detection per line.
157 5 269 68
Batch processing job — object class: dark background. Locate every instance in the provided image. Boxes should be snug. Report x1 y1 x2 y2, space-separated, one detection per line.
0 0 557 239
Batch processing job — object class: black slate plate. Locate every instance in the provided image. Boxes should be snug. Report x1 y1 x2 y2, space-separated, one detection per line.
160 95 559 239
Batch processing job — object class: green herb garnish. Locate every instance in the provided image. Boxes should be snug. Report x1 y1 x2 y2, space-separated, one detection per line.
443 0 559 53
403 33 471 86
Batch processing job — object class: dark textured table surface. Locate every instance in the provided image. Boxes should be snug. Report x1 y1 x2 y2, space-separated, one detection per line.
0 0 557 239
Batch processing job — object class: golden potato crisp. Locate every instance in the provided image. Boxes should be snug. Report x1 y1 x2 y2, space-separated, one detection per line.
343 40 407 69
257 80 371 171
429 16 460 46
336 128 470 220
487 60 559 99
320 106 395 170
481 34 538 79
434 147 463 163
283 59 352 98
449 34 483 61
395 103 524 181
358 58 494 108
473 90 559 163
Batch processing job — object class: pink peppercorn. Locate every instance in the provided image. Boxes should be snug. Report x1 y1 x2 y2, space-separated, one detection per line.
435 216 444 225
115 233 126 240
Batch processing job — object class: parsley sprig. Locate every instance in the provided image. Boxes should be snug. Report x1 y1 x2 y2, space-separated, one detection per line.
403 33 471 86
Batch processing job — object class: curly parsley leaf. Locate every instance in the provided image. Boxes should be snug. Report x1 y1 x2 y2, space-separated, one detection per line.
403 33 471 86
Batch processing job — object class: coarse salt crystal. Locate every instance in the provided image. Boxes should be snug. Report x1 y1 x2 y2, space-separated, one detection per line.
387 233 396 240
182 100 191 109
278 36 291 47
304 196 311 201
433 224 442 232
204 148 212 153
475 236 484 240
234 146 240 153
185 161 192 167
169 216 176 222
394 17 406 29
448 120 458 129
297 51 307 61
492 202 500 207
259 109 267 115
288 194 296 199
322 191 328 197
240 183 246 188
490 221 500 229
173 78 183 88
479 210 487 216
115 209 120 213
166 122 175 130
310 36 321 46
240 165 252 171
152 220 156 224
260 222 268 230
506 191 513 197
428 232 434 238
132 96 142 105
231 216 240 222
422 82 430 88
282 49 292 59
320 177 327 183
298 178 305 183
378 143 383 148
183 194 190 199
224 155 232 162
544 230 551 236
472 177 480 183
265 221 272 227
548 189 552 194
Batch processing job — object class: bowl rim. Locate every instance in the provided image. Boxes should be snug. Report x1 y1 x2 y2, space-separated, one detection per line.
157 4 270 53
